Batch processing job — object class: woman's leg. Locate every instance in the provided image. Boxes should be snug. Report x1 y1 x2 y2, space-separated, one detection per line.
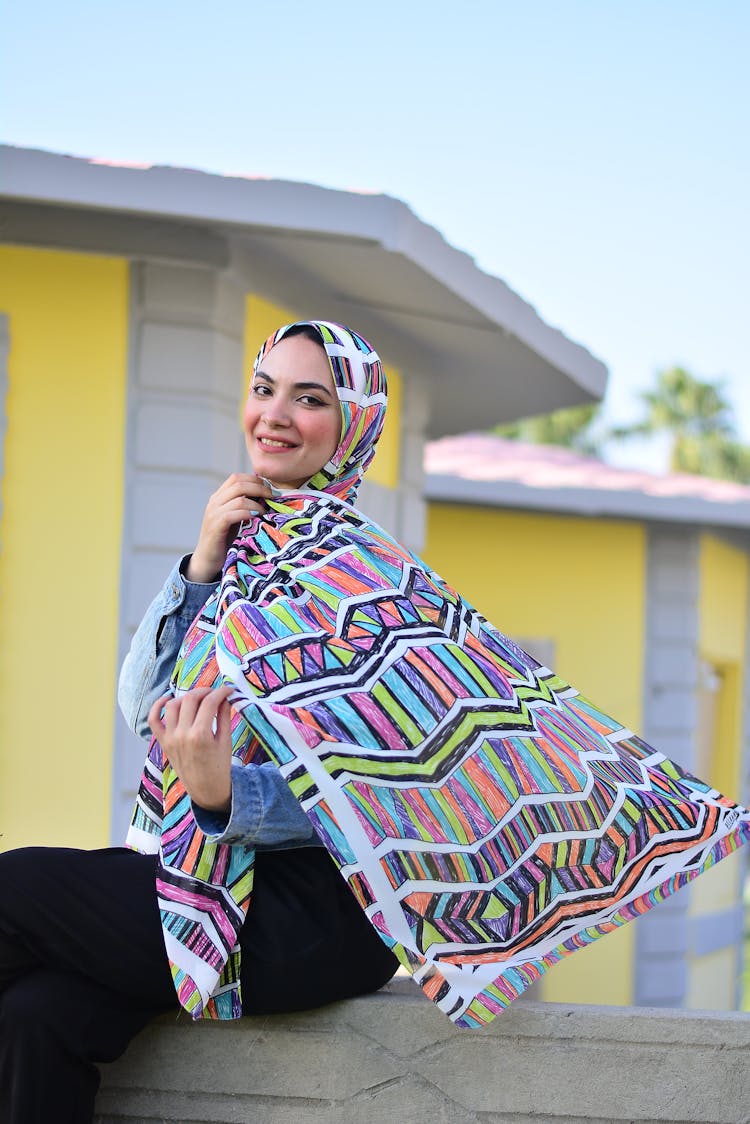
240 846 399 1014
0 844 399 1120
0 847 178 1124
0 967 172 1124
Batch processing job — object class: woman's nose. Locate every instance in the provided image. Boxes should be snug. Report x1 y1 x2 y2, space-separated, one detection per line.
262 399 291 425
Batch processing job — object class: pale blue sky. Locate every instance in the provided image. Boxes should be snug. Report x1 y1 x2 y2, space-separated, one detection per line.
3 0 748 465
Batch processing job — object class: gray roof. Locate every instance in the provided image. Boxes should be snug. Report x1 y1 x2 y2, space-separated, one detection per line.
425 435 750 531
0 144 607 437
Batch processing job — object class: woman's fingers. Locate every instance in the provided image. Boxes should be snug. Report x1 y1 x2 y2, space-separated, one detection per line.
216 473 272 505
147 687 234 740
187 475 272 581
147 692 173 737
148 686 235 811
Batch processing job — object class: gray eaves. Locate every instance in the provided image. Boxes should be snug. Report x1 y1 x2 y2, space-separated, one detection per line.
0 144 608 437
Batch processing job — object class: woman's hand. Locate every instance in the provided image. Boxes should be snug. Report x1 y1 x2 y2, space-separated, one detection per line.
186 474 272 582
148 687 235 813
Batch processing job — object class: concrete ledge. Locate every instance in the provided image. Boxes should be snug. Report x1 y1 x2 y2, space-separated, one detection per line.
95 979 750 1124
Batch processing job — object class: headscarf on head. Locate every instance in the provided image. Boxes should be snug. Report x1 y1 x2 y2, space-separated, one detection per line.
129 320 750 1027
251 320 387 504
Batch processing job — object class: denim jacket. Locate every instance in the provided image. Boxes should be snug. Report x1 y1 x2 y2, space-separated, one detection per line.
118 557 319 849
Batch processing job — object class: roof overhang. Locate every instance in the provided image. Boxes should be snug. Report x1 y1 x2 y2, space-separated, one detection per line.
0 145 608 437
425 472 750 530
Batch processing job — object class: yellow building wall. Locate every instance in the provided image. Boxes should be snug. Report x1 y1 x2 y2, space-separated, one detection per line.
687 533 749 1009
0 246 128 849
697 533 748 800
425 504 647 1006
243 297 401 488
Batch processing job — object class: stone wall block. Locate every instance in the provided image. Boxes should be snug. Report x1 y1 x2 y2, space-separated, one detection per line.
340 985 468 1057
400 429 426 489
130 473 219 552
357 478 400 538
651 561 700 599
648 641 698 686
138 322 242 401
650 601 697 643
141 261 221 314
645 686 698 732
398 487 427 553
416 1033 743 1120
400 371 430 432
96 994 750 1124
636 911 690 956
634 956 689 1006
134 400 239 476
123 550 183 631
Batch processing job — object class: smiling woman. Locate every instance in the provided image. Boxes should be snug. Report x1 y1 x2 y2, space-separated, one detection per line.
244 326 341 490
1 319 749 1124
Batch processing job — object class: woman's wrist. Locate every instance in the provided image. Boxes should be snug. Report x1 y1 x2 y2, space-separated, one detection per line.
183 552 221 584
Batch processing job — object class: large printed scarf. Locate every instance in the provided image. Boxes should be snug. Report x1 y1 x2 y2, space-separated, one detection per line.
129 321 750 1028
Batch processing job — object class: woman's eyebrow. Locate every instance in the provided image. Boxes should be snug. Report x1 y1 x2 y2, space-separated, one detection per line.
254 370 334 397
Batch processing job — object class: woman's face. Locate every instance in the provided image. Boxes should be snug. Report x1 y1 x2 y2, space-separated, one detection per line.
244 334 341 489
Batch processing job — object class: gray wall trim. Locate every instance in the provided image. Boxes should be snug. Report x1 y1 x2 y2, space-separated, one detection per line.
689 906 745 957
634 526 701 1007
0 315 8 549
110 261 247 844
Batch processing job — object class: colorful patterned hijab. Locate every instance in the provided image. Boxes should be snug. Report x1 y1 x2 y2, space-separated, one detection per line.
252 320 388 503
129 320 750 1027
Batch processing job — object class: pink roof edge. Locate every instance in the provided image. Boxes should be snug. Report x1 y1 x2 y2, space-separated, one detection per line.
424 434 750 506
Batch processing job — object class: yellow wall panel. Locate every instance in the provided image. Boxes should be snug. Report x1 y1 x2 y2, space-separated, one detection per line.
424 504 648 1005
425 507 645 729
698 533 748 798
699 534 748 663
243 295 299 398
686 946 739 1011
366 364 401 489
0 246 128 848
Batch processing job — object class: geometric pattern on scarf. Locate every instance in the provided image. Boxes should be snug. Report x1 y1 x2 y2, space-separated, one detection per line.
127 318 750 1026
127 319 389 1017
130 489 750 1027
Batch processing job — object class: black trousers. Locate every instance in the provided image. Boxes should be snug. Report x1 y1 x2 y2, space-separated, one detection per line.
0 845 398 1124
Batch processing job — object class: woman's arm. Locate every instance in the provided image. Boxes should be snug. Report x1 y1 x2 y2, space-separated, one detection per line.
192 761 320 848
148 689 319 848
118 556 218 740
119 475 274 738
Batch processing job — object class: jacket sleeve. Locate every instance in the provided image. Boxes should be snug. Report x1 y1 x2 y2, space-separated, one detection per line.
120 557 320 849
191 761 320 848
118 556 218 740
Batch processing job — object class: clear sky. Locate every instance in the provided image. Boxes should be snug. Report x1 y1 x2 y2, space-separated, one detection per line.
3 0 748 465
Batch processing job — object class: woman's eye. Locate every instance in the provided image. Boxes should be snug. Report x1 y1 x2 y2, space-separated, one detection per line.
300 395 324 407
251 384 271 397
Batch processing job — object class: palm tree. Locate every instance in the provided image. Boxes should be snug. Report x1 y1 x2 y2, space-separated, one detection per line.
610 366 750 482
495 402 603 456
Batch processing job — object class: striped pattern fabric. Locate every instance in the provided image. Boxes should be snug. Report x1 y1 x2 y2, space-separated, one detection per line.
128 320 750 1027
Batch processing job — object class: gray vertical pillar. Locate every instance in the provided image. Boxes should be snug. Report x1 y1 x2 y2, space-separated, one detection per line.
634 526 701 1007
357 370 429 552
0 315 8 549
735 563 750 1004
396 372 429 553
110 261 246 843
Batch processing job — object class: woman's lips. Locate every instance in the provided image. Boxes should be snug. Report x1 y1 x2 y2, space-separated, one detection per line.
256 435 298 450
